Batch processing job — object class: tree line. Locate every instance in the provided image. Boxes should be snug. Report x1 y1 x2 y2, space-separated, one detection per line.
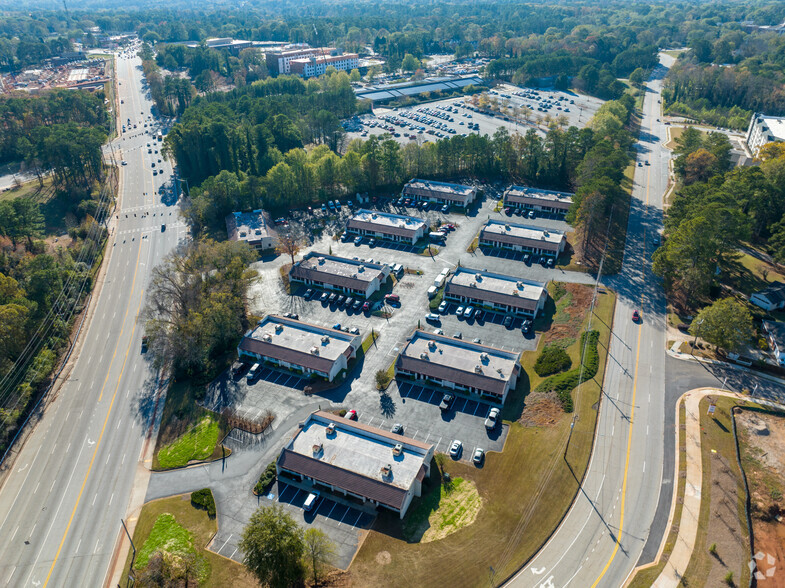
654 133 785 302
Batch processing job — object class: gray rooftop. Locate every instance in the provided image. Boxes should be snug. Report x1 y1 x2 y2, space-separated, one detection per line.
226 210 273 243
449 267 546 303
349 209 426 232
245 316 356 362
289 412 431 491
294 252 387 285
404 178 476 196
482 219 565 246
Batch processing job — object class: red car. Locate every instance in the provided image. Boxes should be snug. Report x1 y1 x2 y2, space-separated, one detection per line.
346 409 358 421
384 294 400 303
632 310 640 322
362 301 371 312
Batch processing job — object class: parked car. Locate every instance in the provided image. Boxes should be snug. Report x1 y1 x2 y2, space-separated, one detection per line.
246 363 261 384
336 295 346 306
369 238 377 247
303 491 321 511
320 292 330 303
332 323 342 330
456 305 465 317
472 448 485 465
449 440 463 458
384 294 400 304
282 312 299 320
304 288 314 300
503 315 513 328
474 308 484 320
438 300 449 313
485 407 500 430
453 331 462 339
354 236 363 245
433 328 444 335
391 423 404 435
441 204 450 213
439 394 455 411
328 293 338 304
346 409 358 421
349 326 360 335
352 299 363 311
528 210 535 219
522 319 532 334
463 306 474 318
345 297 354 309
362 301 371 312
425 312 441 323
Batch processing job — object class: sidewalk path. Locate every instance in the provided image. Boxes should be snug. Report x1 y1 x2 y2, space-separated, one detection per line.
650 388 785 587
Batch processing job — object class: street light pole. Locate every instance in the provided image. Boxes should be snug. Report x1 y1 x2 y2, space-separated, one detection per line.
691 318 704 355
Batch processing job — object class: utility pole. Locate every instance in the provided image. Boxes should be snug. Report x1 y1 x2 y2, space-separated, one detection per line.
121 518 136 587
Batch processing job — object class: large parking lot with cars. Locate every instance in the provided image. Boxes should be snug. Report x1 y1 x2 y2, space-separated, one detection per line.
344 83 604 147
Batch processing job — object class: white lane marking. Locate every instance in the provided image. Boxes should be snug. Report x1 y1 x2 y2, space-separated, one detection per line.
116 418 122 430
93 493 98 506
230 547 238 560
0 445 42 534
11 525 18 541
50 479 56 493
105 452 111 465
109 493 114 505
217 534 233 554
643 461 646 473
94 538 100 553
34 482 39 494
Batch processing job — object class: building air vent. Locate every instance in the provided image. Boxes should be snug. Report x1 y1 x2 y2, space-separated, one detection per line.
381 463 392 478
325 423 336 435
275 323 284 332
480 352 489 362
419 352 429 360
428 340 437 350
517 281 524 288
543 230 549 237
317 257 326 265
475 273 483 281
312 442 323 455
505 224 511 230
358 265 365 272
497 368 504 376
392 443 403 456
262 332 273 342
310 346 320 355
321 335 330 344
474 365 483 374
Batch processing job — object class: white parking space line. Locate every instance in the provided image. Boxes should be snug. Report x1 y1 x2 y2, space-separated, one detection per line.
217 534 233 555
326 501 338 519
337 506 352 527
474 403 485 417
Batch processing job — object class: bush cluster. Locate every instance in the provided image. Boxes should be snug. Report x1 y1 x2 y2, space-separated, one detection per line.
190 488 216 517
534 345 572 376
536 331 600 412
254 461 277 495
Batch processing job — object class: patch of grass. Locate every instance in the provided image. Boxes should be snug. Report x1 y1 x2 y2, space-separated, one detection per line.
722 250 785 297
680 397 751 588
153 380 230 471
351 290 616 588
135 512 208 582
157 416 221 469
534 345 572 377
402 476 481 543
122 494 256 588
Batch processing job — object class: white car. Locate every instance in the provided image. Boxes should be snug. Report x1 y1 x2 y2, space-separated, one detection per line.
425 313 440 323
485 407 500 430
449 440 463 458
303 491 320 512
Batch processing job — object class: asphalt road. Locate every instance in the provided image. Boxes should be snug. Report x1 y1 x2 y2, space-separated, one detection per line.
503 56 672 588
0 51 184 587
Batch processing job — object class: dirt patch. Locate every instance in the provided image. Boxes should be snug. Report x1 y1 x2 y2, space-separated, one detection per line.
737 410 785 585
519 392 563 427
544 283 594 344
375 551 392 565
420 478 481 543
396 279 417 289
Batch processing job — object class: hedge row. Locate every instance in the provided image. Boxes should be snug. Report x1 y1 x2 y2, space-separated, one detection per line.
254 461 277 495
190 488 216 517
535 330 600 412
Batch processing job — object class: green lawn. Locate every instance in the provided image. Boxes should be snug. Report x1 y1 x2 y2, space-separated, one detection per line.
122 494 256 587
350 287 616 588
157 415 221 469
153 380 230 471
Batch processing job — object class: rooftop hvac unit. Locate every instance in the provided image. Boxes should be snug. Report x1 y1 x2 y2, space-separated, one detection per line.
255 229 262 235
310 346 320 355
318 257 326 264
480 352 489 361
543 231 549 237
262 332 272 342
325 423 336 435
475 273 483 281
358 265 364 272
312 442 323 455
419 352 429 360
371 213 377 219
321 335 330 344
517 281 524 288
275 323 284 332
392 444 403 456
505 224 511 230
381 463 392 477
497 368 504 376
474 365 483 374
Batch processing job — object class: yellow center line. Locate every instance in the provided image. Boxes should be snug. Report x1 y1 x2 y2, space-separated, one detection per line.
590 89 656 587
43 240 144 587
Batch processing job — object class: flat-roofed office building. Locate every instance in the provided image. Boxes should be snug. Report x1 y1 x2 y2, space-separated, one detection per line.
479 219 566 258
345 209 427 245
503 185 573 216
402 178 477 208
444 266 547 318
277 411 435 518
289 252 390 299
395 330 522 404
238 316 361 382
225 210 276 251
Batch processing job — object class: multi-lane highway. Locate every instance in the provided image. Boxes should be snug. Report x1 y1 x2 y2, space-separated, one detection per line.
0 50 186 587
505 57 672 588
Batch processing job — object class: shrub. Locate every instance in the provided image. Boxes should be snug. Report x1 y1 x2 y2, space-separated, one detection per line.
375 369 392 389
254 461 278 495
724 571 734 586
534 345 572 376
338 409 347 417
190 488 216 517
535 331 600 412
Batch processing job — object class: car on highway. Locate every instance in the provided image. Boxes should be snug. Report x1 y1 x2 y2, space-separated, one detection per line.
346 409 358 421
141 336 148 352
449 440 463 458
121 160 127 166
439 393 455 411
472 447 485 465
632 310 641 322
485 407 500 430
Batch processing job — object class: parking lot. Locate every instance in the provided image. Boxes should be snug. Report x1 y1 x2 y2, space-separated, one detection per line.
210 479 375 569
345 83 604 147
426 301 539 349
